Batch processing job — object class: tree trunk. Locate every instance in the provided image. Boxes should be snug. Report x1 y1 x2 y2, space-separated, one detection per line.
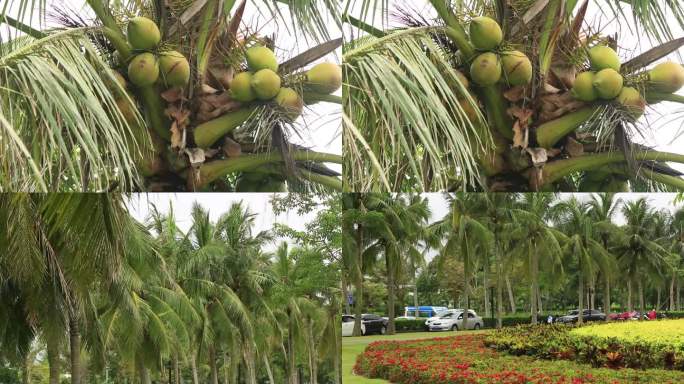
638 279 645 321
677 276 681 310
47 334 60 384
136 354 151 384
590 276 596 310
341 278 351 315
627 280 633 312
505 273 516 313
22 356 30 384
670 273 676 311
496 245 503 329
413 259 420 318
461 241 470 330
352 225 364 336
190 353 199 384
656 286 661 310
578 269 584 325
604 276 611 321
386 246 396 334
69 315 81 384
530 242 538 325
483 267 490 318
262 355 275 384
287 312 298 384
209 346 219 384
173 353 181 384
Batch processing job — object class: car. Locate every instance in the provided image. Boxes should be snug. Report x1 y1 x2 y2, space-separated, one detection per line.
427 310 483 331
555 309 606 323
424 309 462 328
341 314 388 336
400 306 449 320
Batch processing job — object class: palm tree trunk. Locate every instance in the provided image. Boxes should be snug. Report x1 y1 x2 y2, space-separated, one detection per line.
136 354 151 384
496 246 504 329
209 346 219 384
604 276 611 321
69 315 81 384
670 273 676 311
530 242 538 325
505 273 516 313
627 280 633 312
307 323 318 384
676 276 681 310
341 278 351 315
413 260 420 318
590 276 596 310
462 242 470 330
638 279 645 321
578 269 584 325
352 226 364 336
241 340 257 384
190 352 199 384
22 355 30 384
287 313 298 384
656 286 661 310
47 335 60 384
386 246 396 335
261 354 274 384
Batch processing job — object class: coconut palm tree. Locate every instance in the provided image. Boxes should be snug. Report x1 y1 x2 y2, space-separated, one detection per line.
435 193 493 330
343 0 684 192
616 198 670 317
0 0 342 192
552 197 616 324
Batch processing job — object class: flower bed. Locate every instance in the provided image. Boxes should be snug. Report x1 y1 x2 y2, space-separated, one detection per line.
354 334 684 383
486 321 684 371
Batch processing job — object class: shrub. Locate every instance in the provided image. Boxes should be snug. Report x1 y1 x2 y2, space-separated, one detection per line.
394 318 427 332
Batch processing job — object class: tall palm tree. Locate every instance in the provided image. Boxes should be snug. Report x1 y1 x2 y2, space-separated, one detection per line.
435 193 493 330
510 193 563 324
617 198 670 318
343 0 684 192
552 197 616 324
0 0 342 191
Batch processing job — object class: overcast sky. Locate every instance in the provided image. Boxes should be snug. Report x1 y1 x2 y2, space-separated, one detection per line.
126 193 322 250
345 0 684 173
1 0 341 170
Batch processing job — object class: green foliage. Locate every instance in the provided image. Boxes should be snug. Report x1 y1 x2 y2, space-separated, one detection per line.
394 319 427 332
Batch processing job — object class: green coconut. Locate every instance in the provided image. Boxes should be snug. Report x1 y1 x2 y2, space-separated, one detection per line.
469 16 503 51
246 46 279 72
127 53 159 87
571 71 598 101
592 68 623 99
127 17 161 50
251 69 281 100
230 72 256 102
159 51 190 87
648 61 684 93
306 62 342 94
501 50 532 86
617 86 646 119
588 45 621 71
470 52 501 86
275 88 304 121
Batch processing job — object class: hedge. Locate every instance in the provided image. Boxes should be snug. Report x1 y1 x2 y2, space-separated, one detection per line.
394 318 427 332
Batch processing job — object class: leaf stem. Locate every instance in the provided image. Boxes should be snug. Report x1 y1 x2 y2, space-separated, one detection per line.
535 106 598 148
299 169 343 191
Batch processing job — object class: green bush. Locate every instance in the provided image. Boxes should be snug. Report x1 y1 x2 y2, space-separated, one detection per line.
663 311 684 319
394 318 426 332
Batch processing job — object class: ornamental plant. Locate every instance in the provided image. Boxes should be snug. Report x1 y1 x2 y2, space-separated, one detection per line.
344 0 684 192
0 0 342 192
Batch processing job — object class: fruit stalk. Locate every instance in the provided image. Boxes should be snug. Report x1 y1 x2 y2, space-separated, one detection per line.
480 85 513 139
535 106 599 148
193 107 257 148
298 169 343 191
645 92 684 104
536 150 684 187
139 86 171 140
188 150 343 189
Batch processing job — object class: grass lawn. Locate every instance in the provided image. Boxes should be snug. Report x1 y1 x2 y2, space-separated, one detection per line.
342 330 488 384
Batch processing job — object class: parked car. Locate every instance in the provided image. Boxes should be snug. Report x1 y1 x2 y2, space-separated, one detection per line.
341 314 388 336
398 306 449 320
555 309 606 323
426 310 483 331
424 309 461 328
609 311 640 321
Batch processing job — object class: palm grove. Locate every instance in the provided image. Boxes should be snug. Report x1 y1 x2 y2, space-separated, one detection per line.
0 194 342 384
342 193 684 335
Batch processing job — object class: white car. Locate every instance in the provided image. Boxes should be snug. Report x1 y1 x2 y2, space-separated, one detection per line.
424 309 461 328
427 310 484 331
341 314 363 336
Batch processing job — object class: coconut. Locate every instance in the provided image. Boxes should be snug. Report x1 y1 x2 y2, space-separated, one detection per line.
648 61 684 93
469 16 503 50
251 69 281 100
246 46 279 72
571 71 598 101
159 51 190 87
127 17 161 50
617 87 646 119
501 50 532 86
127 53 159 87
275 88 304 121
229 72 256 102
306 62 342 94
470 52 501 86
588 45 621 71
592 68 623 99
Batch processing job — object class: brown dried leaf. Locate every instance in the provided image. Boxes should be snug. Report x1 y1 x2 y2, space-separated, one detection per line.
546 148 562 158
223 137 242 157
161 87 184 103
503 86 526 102
201 84 219 95
566 136 584 157
170 121 183 150
526 147 548 166
512 120 529 148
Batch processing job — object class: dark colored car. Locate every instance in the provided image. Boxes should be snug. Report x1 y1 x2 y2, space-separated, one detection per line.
341 314 387 336
556 309 606 323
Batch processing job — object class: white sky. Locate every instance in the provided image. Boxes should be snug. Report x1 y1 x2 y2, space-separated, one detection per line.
346 0 684 173
126 193 322 250
0 0 341 170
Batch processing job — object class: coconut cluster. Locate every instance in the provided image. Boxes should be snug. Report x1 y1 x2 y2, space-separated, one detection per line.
230 46 342 122
571 45 648 119
467 17 532 87
125 17 190 88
